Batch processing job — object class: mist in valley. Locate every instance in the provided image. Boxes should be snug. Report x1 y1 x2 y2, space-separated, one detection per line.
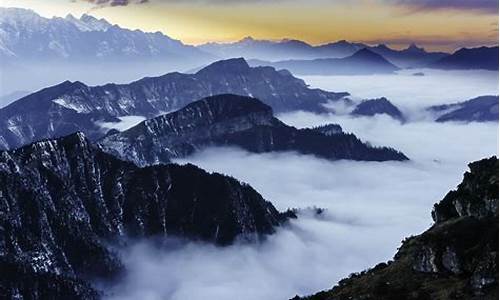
105 108 498 300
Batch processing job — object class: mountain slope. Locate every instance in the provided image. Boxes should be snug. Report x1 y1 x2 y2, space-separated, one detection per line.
0 58 348 150
430 46 499 71
369 43 448 68
293 157 499 300
99 94 408 166
249 48 400 75
427 96 499 122
351 97 405 122
0 132 292 298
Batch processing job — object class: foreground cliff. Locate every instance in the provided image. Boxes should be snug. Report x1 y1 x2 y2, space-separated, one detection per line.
100 94 408 166
0 133 292 299
294 157 499 300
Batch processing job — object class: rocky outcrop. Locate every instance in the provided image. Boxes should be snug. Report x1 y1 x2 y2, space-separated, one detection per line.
310 124 343 136
99 94 408 166
0 132 292 299
0 58 349 150
293 157 499 300
427 96 499 123
351 97 405 122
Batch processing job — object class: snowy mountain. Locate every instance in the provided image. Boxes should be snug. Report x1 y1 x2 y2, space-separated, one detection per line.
0 58 349 150
99 94 408 166
0 7 212 62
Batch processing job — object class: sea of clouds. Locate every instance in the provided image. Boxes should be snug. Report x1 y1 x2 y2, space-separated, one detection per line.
105 70 498 300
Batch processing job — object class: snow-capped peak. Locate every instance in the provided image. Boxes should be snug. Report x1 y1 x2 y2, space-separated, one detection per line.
65 13 112 32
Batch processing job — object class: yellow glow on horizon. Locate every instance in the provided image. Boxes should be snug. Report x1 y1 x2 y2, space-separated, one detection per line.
0 0 497 52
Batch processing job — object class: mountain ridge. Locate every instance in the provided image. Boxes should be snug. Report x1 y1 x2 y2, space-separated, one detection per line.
0 58 349 150
99 94 409 166
0 131 294 298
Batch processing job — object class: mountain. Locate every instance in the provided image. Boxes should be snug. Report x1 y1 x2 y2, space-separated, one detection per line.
430 46 499 71
369 43 448 68
99 94 408 166
0 7 216 98
0 8 212 64
427 96 499 122
199 37 322 61
248 48 400 75
0 132 293 299
293 157 499 300
0 90 30 107
199 37 448 68
0 58 349 150
351 97 405 122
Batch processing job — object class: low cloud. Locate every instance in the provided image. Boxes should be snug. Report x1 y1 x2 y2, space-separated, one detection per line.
104 113 498 299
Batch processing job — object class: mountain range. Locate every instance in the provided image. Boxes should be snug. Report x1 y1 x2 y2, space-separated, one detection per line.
294 156 499 300
0 58 349 150
248 48 400 75
427 96 499 122
0 132 294 299
431 47 499 71
99 94 408 166
199 37 449 69
0 7 212 64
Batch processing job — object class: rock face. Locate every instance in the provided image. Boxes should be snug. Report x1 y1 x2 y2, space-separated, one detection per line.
0 132 291 299
427 96 499 123
294 157 499 300
249 48 400 75
99 94 408 166
351 97 405 122
430 46 499 71
0 58 348 150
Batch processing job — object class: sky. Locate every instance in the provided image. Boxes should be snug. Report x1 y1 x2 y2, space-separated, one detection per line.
0 0 498 51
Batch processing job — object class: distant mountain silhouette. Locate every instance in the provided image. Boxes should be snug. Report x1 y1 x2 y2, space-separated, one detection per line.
430 46 499 71
199 37 448 68
427 96 499 122
249 48 399 75
368 43 448 68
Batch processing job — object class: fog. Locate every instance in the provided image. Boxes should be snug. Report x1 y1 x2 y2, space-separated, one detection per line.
300 69 499 119
106 113 498 299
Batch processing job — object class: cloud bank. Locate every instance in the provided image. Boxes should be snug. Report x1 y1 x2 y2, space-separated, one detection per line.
104 114 498 300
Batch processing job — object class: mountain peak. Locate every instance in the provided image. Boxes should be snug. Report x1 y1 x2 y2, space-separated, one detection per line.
405 43 425 53
196 57 250 75
350 48 381 59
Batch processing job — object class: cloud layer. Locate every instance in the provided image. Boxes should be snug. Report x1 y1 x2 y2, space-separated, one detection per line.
104 113 498 299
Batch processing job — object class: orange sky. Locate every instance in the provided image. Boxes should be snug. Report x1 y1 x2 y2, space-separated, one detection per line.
0 0 498 51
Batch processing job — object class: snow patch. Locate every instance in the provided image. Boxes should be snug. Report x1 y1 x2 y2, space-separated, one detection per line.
98 116 146 132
